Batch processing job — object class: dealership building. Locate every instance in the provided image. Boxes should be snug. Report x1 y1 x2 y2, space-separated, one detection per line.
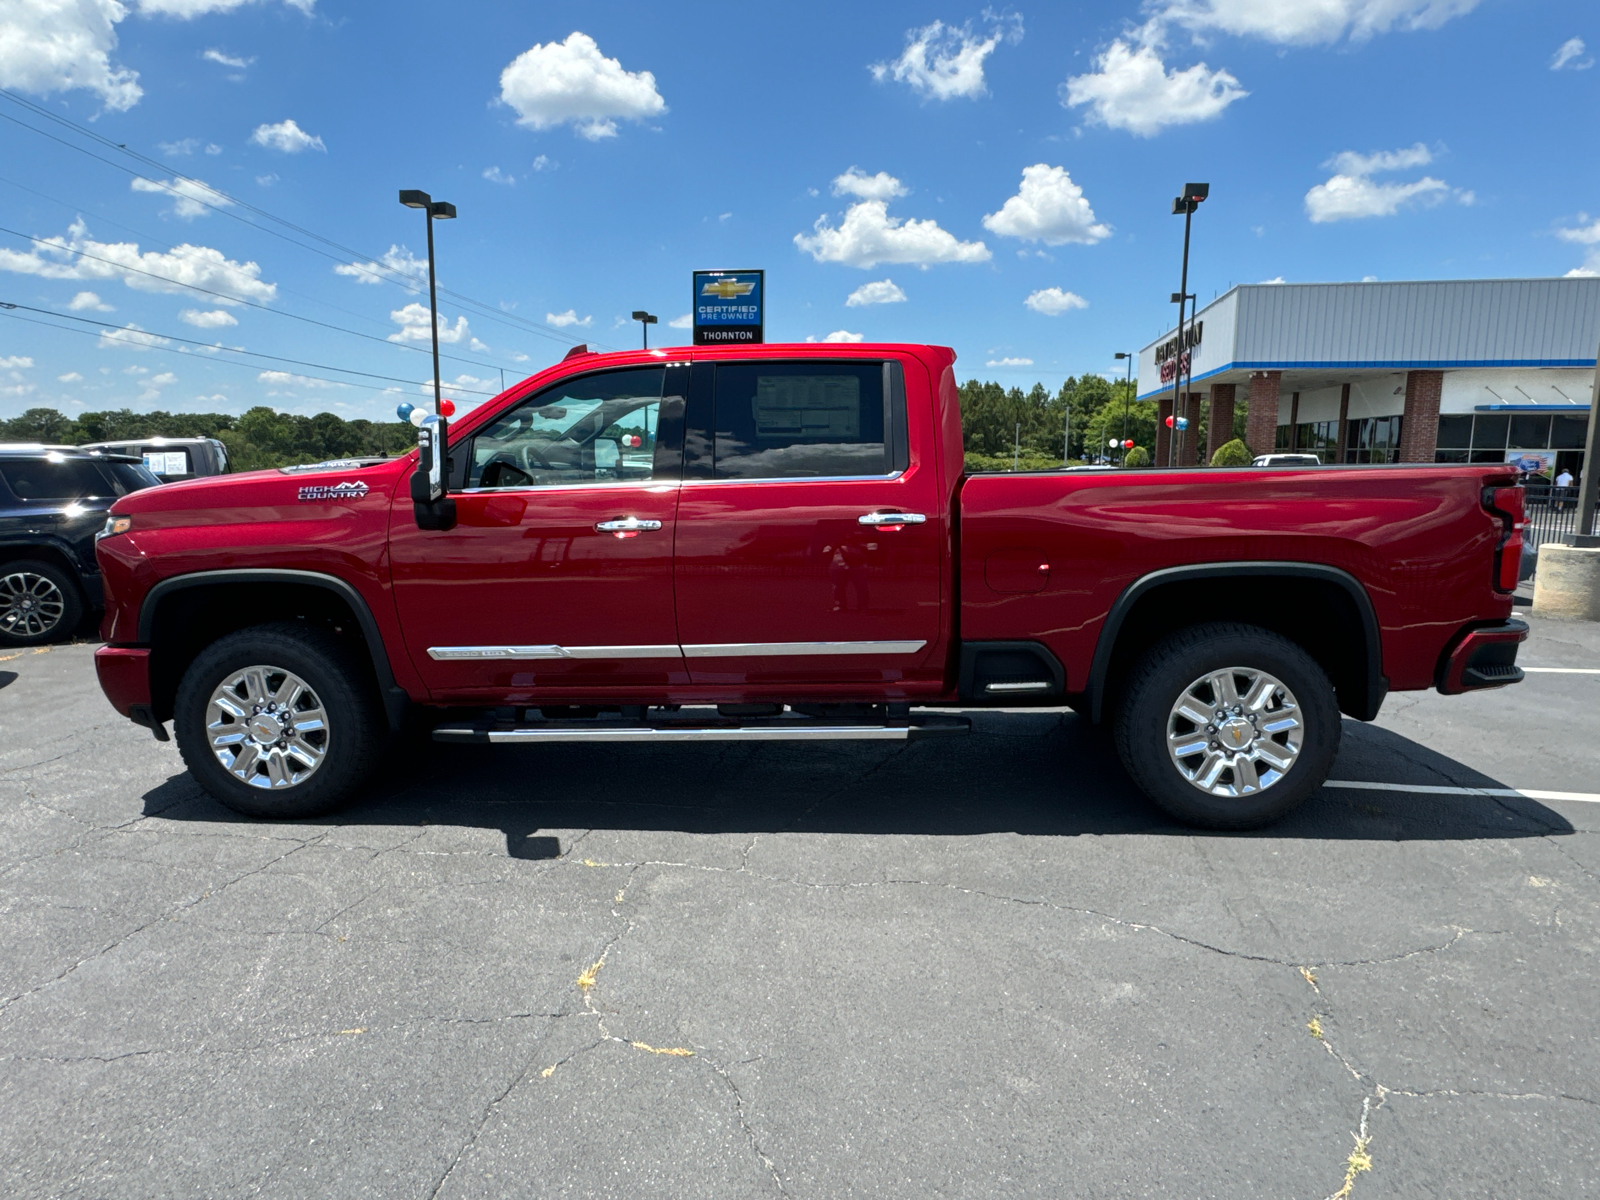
1136 277 1599 479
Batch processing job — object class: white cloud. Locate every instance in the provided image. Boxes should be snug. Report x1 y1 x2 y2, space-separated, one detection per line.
179 307 237 327
1557 215 1600 277
832 167 909 202
0 218 276 304
1064 38 1245 136
249 119 325 153
795 199 989 270
130 175 233 219
1260 275 1287 284
139 0 316 16
483 165 514 185
546 309 592 328
667 313 692 329
806 330 865 343
419 374 498 408
149 371 176 385
530 154 554 172
846 279 907 307
202 47 252 69
256 173 278 187
1024 287 1089 315
0 356 34 369
983 164 1111 245
1304 143 1464 222
258 370 337 389
205 143 221 154
986 357 1034 367
0 0 142 111
498 31 666 141
58 372 83 382
159 137 198 155
68 290 112 311
389 302 478 347
870 13 1022 101
334 244 426 288
1551 37 1592 71
1158 0 1481 45
98 323 169 351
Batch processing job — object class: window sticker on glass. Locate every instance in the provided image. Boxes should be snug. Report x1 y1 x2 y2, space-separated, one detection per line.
753 375 861 441
143 451 189 475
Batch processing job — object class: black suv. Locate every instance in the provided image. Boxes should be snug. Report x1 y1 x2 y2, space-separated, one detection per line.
0 445 161 646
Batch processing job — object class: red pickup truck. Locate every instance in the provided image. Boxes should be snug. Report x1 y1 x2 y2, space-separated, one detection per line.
92 343 1528 829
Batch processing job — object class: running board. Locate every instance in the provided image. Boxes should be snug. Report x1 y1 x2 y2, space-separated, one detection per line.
432 714 970 745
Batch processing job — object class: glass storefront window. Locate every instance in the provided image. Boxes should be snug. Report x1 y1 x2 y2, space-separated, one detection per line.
1473 414 1509 448
1436 415 1472 448
1553 415 1588 449
1509 414 1552 448
1347 415 1402 463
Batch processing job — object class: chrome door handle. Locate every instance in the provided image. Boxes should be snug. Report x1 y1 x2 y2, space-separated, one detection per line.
858 512 927 526
595 516 663 533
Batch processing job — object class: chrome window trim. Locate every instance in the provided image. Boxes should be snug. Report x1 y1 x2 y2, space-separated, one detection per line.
428 644 682 661
455 480 680 495
681 640 927 658
682 469 906 487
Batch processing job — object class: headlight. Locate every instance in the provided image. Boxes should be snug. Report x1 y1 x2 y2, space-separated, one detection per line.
100 515 132 538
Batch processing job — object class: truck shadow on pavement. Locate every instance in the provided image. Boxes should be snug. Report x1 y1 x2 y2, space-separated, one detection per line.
140 711 1575 855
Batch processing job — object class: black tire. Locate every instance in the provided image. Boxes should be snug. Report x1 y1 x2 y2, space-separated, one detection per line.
174 622 383 819
0 558 84 647
1113 622 1341 830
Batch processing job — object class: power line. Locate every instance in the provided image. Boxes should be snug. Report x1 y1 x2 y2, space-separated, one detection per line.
0 303 501 396
0 89 619 351
0 223 512 374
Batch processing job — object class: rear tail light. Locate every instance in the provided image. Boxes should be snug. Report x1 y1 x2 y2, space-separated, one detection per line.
1482 485 1525 594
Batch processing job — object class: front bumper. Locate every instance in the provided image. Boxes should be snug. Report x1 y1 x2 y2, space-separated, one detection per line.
1435 618 1529 695
93 645 167 739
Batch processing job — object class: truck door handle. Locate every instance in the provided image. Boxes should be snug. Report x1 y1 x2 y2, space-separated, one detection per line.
595 516 663 538
858 512 927 527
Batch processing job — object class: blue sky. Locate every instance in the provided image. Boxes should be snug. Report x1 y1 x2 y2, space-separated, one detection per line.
0 0 1596 421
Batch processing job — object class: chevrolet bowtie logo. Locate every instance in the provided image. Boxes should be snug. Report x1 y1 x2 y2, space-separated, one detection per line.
701 279 755 299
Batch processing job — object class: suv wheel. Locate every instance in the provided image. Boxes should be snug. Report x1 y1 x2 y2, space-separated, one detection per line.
1113 623 1341 830
0 559 83 647
174 622 382 819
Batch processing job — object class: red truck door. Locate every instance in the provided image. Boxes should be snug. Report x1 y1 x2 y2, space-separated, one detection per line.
388 365 688 701
672 357 946 694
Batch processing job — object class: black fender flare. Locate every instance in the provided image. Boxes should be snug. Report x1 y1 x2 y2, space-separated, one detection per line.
1086 561 1386 724
137 568 409 729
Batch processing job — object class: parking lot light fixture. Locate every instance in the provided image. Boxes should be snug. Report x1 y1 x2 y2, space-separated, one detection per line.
1114 352 1135 464
1169 183 1208 467
398 189 456 417
632 311 658 350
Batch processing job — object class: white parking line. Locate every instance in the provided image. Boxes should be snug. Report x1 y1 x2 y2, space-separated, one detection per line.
1521 667 1600 674
1324 780 1600 804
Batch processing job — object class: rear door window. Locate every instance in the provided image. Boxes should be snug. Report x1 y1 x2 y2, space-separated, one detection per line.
0 459 111 501
710 361 898 479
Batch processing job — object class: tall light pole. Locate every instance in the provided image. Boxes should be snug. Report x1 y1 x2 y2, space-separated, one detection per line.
1114 351 1134 464
632 310 657 349
1169 183 1208 467
398 189 456 417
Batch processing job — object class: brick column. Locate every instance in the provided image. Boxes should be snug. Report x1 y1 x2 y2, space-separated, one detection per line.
1398 369 1443 463
1207 383 1236 464
1336 383 1351 463
1156 394 1173 466
1245 371 1281 458
1182 392 1204 466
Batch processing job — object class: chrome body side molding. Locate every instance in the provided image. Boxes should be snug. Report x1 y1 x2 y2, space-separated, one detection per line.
427 644 682 661
680 640 927 658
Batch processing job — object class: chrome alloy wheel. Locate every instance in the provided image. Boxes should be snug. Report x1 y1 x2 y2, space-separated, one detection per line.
206 665 331 789
0 570 66 638
1166 666 1303 797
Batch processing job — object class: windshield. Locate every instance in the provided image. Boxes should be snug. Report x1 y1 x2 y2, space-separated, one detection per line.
99 461 162 495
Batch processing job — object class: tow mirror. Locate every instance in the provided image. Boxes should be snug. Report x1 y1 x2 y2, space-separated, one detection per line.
411 415 457 531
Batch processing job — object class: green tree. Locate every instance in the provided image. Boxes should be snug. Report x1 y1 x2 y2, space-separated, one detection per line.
1123 445 1151 467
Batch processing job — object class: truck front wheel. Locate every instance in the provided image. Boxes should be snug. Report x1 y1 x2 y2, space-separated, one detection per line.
173 622 382 819
1113 623 1341 830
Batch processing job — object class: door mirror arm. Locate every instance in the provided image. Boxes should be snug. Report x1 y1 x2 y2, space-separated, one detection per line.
411 416 457 531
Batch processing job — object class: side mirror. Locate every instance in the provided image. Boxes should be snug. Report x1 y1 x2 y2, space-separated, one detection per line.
411 416 457 531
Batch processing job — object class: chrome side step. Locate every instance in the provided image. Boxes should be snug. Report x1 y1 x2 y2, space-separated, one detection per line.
432 714 970 746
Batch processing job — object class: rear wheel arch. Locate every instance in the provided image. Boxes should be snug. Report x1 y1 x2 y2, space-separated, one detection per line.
1086 563 1385 725
137 569 407 729
0 540 85 585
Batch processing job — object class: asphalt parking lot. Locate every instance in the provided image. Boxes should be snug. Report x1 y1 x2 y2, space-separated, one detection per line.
1 613 1597 1199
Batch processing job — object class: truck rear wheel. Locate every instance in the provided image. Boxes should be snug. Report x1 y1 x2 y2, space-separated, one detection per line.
174 622 382 819
1113 622 1341 830
0 559 82 647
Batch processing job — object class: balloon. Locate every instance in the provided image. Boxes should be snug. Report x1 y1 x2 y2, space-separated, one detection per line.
438 398 457 417
1123 439 1135 449
1175 417 1189 430
408 407 428 427
1107 439 1118 448
396 402 414 422
1165 415 1175 428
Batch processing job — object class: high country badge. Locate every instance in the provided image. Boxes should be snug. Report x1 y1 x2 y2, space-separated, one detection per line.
297 480 370 502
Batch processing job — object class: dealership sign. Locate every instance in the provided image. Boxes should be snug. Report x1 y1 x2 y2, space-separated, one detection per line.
1156 320 1203 383
693 269 764 345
